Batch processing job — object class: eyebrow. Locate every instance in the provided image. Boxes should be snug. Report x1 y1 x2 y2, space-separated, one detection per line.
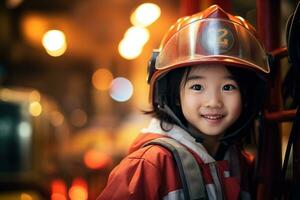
186 75 204 81
186 75 236 81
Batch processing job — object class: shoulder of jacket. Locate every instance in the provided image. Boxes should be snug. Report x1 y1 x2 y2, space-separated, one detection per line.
125 143 175 168
129 143 174 159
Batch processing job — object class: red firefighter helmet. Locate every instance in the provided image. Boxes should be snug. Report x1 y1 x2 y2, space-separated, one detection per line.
146 5 271 143
148 4 270 106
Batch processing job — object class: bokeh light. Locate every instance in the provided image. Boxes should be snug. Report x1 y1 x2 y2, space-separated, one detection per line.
29 90 41 102
69 178 88 200
49 111 64 127
70 109 87 127
22 15 47 46
42 30 67 57
130 3 161 27
84 149 112 169
45 45 67 57
6 0 23 8
51 179 67 200
29 101 42 117
109 77 133 102
118 38 143 60
51 194 66 200
92 68 113 91
20 193 33 200
18 121 32 139
124 26 150 46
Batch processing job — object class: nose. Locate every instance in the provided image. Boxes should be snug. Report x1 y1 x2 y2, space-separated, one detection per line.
204 90 223 108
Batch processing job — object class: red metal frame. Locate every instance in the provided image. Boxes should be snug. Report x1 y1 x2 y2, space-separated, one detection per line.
265 109 296 122
256 1 282 199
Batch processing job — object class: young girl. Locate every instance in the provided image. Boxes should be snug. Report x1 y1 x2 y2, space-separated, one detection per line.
97 4 269 200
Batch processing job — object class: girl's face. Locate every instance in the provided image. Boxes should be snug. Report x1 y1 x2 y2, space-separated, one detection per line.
180 64 242 139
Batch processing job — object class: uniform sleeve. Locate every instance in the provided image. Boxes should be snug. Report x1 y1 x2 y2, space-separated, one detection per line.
97 151 162 200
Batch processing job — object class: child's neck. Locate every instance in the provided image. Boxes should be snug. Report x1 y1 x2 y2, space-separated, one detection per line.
187 124 223 157
203 139 220 157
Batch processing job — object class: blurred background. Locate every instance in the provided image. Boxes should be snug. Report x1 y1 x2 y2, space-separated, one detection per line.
0 0 298 199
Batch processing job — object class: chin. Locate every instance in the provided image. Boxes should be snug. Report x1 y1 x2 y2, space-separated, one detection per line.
198 128 225 138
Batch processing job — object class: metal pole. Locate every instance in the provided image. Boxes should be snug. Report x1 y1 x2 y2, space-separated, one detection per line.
256 0 282 199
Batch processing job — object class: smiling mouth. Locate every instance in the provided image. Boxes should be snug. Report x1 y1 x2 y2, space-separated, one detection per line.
201 114 224 120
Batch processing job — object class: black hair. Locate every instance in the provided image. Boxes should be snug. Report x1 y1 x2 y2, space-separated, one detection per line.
145 67 188 131
146 65 265 137
225 67 265 140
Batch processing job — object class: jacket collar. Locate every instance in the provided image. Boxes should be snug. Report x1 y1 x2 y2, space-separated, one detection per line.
141 118 215 163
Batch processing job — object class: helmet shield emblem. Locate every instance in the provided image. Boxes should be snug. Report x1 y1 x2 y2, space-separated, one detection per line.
200 23 235 54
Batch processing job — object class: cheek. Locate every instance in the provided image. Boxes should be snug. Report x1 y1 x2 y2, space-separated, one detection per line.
181 92 199 106
229 95 242 118
180 93 198 115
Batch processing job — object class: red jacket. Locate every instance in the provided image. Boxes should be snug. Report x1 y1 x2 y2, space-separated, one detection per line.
97 119 254 200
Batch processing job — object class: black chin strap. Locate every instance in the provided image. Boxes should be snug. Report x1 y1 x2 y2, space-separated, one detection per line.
157 103 204 143
220 111 257 143
158 101 258 145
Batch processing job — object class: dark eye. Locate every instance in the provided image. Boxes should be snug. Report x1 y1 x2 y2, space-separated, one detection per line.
191 84 203 91
223 84 237 91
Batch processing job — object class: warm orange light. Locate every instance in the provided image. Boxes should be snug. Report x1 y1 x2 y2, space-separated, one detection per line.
21 15 48 45
130 3 161 27
124 26 150 45
69 178 88 200
50 111 64 127
45 43 67 57
70 109 87 127
29 101 42 117
6 0 24 8
84 149 112 169
92 68 113 91
42 30 67 57
29 90 41 102
51 179 67 195
118 38 143 60
51 179 67 200
20 193 32 200
51 193 66 200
